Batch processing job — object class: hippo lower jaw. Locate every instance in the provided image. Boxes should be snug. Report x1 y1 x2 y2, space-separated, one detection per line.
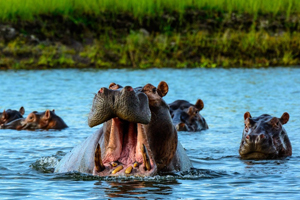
239 146 278 159
93 118 157 177
239 151 278 159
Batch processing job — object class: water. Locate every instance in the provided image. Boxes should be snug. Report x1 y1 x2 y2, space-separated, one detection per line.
0 68 300 199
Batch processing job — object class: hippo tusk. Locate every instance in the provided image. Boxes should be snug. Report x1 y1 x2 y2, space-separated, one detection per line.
125 166 133 174
111 162 118 167
133 161 139 168
141 144 151 171
112 165 123 174
94 144 105 172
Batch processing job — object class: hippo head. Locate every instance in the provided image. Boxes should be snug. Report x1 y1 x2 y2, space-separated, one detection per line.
169 99 208 132
17 110 67 130
0 107 25 125
239 112 292 159
88 81 170 176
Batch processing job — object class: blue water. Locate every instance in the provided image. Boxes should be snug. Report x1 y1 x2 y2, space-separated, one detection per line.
0 68 300 199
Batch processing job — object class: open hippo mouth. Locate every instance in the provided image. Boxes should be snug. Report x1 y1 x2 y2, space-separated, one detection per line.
88 85 157 176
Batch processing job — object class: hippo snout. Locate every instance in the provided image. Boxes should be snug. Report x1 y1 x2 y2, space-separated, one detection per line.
245 134 267 145
88 85 152 128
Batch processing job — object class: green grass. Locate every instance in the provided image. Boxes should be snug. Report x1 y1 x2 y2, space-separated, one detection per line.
1 0 300 21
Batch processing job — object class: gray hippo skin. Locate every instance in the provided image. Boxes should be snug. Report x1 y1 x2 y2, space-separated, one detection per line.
0 107 25 126
55 81 192 176
239 112 292 159
169 99 208 132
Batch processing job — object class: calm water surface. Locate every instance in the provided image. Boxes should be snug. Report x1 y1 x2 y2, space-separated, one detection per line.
0 68 300 199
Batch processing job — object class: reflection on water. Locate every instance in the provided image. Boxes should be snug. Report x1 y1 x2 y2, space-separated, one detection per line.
93 180 178 198
0 67 300 199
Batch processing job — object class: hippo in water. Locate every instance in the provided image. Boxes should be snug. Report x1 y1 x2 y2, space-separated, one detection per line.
1 109 67 130
239 112 292 159
0 107 25 125
169 99 208 132
55 81 192 176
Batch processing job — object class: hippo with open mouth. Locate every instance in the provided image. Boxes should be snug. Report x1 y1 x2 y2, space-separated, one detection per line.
239 111 292 159
55 81 192 176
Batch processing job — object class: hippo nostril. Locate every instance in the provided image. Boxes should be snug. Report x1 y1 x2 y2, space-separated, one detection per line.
98 88 104 93
127 86 133 92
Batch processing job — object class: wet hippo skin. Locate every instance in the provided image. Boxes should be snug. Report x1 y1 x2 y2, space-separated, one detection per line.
169 99 208 132
55 81 192 176
0 107 25 125
239 112 292 159
1 110 67 130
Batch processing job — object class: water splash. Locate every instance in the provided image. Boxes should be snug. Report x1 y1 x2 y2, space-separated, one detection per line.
30 151 66 173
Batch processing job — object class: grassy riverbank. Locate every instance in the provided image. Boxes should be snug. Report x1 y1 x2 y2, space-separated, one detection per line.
1 29 300 69
1 0 300 21
1 0 300 69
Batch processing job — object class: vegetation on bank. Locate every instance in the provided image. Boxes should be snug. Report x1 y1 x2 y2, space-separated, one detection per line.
1 0 300 21
1 29 300 69
1 0 300 69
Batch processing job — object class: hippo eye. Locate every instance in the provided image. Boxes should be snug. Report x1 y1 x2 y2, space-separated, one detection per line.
152 88 157 93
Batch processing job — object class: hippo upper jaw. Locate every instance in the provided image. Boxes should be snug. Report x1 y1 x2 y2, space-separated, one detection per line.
88 86 151 127
93 118 157 177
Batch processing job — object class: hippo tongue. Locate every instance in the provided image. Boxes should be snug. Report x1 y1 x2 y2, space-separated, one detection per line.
88 87 151 127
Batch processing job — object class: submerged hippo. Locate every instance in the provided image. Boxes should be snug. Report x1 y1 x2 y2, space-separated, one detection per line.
55 81 192 176
239 112 292 159
1 110 67 130
169 99 208 132
0 107 25 125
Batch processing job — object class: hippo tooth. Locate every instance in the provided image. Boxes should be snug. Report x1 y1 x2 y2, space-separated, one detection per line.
94 144 105 172
141 144 151 171
125 166 133 174
133 161 139 168
111 162 118 167
112 165 123 174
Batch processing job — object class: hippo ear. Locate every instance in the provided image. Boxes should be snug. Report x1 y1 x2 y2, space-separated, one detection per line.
195 99 204 111
157 81 168 97
19 107 25 115
109 83 116 88
2 110 7 119
280 112 289 125
52 109 55 113
44 110 51 120
109 83 122 90
244 112 252 120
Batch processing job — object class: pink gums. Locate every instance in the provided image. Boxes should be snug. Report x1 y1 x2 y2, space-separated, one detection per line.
118 123 137 165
